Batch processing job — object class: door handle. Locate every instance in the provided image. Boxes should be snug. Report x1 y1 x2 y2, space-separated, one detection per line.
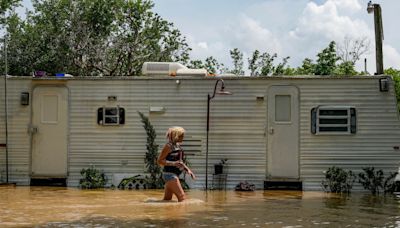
269 127 274 135
28 125 38 134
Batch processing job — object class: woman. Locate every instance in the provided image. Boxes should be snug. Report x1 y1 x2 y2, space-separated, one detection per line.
157 127 195 202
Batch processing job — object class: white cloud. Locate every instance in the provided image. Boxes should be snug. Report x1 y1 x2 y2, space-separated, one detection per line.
285 0 379 71
184 14 284 72
197 42 208 50
332 0 362 12
355 44 400 74
383 44 400 69
152 0 400 73
228 14 282 55
185 34 227 63
291 0 371 41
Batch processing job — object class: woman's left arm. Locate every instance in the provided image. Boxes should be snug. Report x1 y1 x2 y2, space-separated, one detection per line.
178 162 196 179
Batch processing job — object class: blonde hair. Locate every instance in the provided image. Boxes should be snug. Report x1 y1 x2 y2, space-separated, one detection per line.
166 126 185 143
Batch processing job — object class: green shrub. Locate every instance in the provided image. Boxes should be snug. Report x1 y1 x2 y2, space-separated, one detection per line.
384 68 400 112
383 172 400 194
79 165 107 189
322 166 356 193
358 167 384 195
138 111 163 189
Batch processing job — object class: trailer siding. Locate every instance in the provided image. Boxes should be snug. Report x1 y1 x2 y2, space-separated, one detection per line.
0 79 31 184
1 76 399 190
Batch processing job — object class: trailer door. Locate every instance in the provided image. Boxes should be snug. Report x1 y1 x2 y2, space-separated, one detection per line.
31 86 68 178
267 86 299 179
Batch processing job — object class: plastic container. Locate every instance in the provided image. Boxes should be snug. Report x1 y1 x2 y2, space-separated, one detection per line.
34 71 46 77
214 164 224 174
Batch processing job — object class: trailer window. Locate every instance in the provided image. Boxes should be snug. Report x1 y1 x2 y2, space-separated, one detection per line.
275 95 291 122
311 106 356 134
97 106 125 126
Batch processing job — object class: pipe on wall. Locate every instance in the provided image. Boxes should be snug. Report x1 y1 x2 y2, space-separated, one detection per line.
2 31 9 183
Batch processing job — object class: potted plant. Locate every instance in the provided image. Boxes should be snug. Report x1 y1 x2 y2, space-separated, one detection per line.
214 159 228 175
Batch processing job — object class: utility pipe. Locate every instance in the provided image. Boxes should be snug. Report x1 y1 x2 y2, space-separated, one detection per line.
367 1 384 75
2 30 9 183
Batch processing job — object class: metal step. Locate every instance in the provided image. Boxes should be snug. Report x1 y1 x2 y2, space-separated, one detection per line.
264 179 302 190
30 178 67 187
0 183 16 187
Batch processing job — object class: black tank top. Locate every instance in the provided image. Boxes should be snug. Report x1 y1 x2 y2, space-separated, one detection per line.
163 143 184 175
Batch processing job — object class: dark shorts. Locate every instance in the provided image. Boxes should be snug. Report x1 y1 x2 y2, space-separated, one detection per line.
162 172 179 182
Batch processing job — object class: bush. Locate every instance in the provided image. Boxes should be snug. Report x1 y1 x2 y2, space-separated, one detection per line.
384 68 400 112
383 172 400 194
79 165 107 189
358 167 384 195
322 166 356 193
138 111 163 189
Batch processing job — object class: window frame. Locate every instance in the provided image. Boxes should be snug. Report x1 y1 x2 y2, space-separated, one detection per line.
97 106 125 126
311 106 356 135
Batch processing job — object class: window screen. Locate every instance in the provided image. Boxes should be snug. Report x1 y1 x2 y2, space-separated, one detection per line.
311 106 356 134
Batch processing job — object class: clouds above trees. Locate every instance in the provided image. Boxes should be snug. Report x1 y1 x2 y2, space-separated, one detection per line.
153 0 400 74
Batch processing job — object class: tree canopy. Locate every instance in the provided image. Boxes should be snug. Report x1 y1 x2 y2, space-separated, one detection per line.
1 1 397 78
0 0 20 17
2 0 191 76
247 50 289 76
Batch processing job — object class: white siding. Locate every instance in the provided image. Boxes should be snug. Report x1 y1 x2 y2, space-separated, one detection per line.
297 78 400 190
66 78 268 189
1 76 399 191
0 77 31 184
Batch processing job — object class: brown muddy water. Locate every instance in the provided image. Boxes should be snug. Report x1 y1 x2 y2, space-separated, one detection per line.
0 186 399 227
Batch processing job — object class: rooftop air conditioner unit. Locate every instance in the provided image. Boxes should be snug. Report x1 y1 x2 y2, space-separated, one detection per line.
142 62 208 77
176 68 207 77
142 62 187 76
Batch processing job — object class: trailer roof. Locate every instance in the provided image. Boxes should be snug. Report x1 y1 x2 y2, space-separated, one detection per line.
2 75 391 81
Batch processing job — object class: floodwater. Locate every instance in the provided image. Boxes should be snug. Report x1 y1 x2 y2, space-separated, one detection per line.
0 186 399 227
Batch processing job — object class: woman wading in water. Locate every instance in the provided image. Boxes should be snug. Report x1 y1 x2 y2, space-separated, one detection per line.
157 127 195 202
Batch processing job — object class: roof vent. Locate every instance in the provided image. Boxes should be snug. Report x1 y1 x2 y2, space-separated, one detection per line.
142 62 207 77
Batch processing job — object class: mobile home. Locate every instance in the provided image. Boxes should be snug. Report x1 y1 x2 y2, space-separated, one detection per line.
1 71 399 190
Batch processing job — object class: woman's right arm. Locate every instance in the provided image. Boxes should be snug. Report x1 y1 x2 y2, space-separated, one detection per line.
157 144 174 166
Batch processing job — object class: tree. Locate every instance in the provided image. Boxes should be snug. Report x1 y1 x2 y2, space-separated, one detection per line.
188 56 226 75
259 52 277 76
188 60 204 69
248 50 260 76
335 61 358 76
337 36 370 65
296 58 315 75
0 0 20 74
229 48 244 76
273 56 290 75
0 0 20 20
4 0 191 76
247 49 289 76
138 111 163 189
314 41 339 75
204 56 226 75
384 68 400 112
283 66 297 76
334 37 369 76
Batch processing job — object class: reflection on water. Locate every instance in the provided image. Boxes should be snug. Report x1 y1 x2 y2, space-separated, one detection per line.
0 186 399 227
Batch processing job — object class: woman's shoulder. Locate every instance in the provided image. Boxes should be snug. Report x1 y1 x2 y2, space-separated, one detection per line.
164 142 174 149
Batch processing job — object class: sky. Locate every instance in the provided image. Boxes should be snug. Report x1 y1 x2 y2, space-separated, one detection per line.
20 0 400 74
